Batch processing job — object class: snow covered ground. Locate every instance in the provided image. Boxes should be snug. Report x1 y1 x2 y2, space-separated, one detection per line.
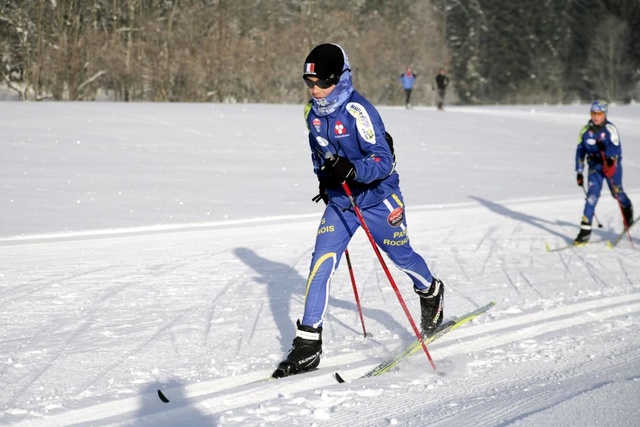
1 101 640 426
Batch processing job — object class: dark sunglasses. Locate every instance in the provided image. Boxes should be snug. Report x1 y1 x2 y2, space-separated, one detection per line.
303 76 337 89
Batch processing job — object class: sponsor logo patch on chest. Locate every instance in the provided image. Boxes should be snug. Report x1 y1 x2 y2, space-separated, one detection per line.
334 121 347 135
312 118 321 133
316 136 329 147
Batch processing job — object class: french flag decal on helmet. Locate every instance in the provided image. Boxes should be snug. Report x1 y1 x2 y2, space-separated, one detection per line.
304 63 315 74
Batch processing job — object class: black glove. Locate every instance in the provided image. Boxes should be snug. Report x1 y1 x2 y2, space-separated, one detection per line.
576 173 584 187
312 180 329 205
322 156 355 184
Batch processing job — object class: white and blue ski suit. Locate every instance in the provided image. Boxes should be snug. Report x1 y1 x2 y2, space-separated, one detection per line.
575 119 632 223
301 48 434 329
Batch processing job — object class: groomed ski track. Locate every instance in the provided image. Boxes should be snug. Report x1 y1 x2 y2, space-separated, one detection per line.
3 193 640 426
9 292 640 427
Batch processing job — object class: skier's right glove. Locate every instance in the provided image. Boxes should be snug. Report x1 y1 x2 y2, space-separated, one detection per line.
322 156 355 184
576 173 584 187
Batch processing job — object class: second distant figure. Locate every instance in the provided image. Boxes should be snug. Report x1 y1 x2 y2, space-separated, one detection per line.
435 68 449 111
400 66 417 108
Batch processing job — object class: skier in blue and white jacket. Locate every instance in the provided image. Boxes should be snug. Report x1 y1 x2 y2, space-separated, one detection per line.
274 43 445 378
573 100 634 244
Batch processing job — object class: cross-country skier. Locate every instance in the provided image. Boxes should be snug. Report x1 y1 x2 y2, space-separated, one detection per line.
574 100 634 244
274 43 445 377
434 68 449 111
399 66 417 108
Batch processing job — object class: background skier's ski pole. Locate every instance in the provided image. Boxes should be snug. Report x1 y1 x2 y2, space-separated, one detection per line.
344 249 368 338
326 153 436 371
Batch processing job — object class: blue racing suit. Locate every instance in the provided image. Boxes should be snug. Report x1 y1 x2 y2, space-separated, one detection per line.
301 61 434 329
575 119 632 223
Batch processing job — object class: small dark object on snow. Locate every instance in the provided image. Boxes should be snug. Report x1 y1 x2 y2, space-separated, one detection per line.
157 389 170 403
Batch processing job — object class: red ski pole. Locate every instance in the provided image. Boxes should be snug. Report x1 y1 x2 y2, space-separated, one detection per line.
344 249 368 338
327 155 435 371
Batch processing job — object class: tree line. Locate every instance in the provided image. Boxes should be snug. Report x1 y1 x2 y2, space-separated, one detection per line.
1 0 638 105
442 0 640 104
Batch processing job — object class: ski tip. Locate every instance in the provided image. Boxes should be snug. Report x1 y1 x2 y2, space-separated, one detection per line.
334 372 346 383
544 242 551 252
157 389 170 403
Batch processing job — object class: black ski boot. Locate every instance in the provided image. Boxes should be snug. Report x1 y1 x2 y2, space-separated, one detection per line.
273 321 322 378
622 205 634 229
573 220 592 245
415 277 445 337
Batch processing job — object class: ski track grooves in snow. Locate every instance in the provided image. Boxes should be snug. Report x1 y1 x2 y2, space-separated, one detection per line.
14 293 640 427
314 294 640 427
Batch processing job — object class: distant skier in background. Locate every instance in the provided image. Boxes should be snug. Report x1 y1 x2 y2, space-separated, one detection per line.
435 68 449 111
274 43 445 378
400 66 417 108
574 100 634 244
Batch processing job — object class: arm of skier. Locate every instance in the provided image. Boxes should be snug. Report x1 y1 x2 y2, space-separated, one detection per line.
351 134 394 184
575 125 588 173
603 123 622 159
346 103 394 184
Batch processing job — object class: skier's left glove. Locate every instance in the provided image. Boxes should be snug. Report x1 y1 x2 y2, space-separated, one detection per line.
602 157 617 178
322 156 355 184
576 173 584 187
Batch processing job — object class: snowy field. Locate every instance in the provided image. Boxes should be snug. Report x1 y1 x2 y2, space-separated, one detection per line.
1 101 640 426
